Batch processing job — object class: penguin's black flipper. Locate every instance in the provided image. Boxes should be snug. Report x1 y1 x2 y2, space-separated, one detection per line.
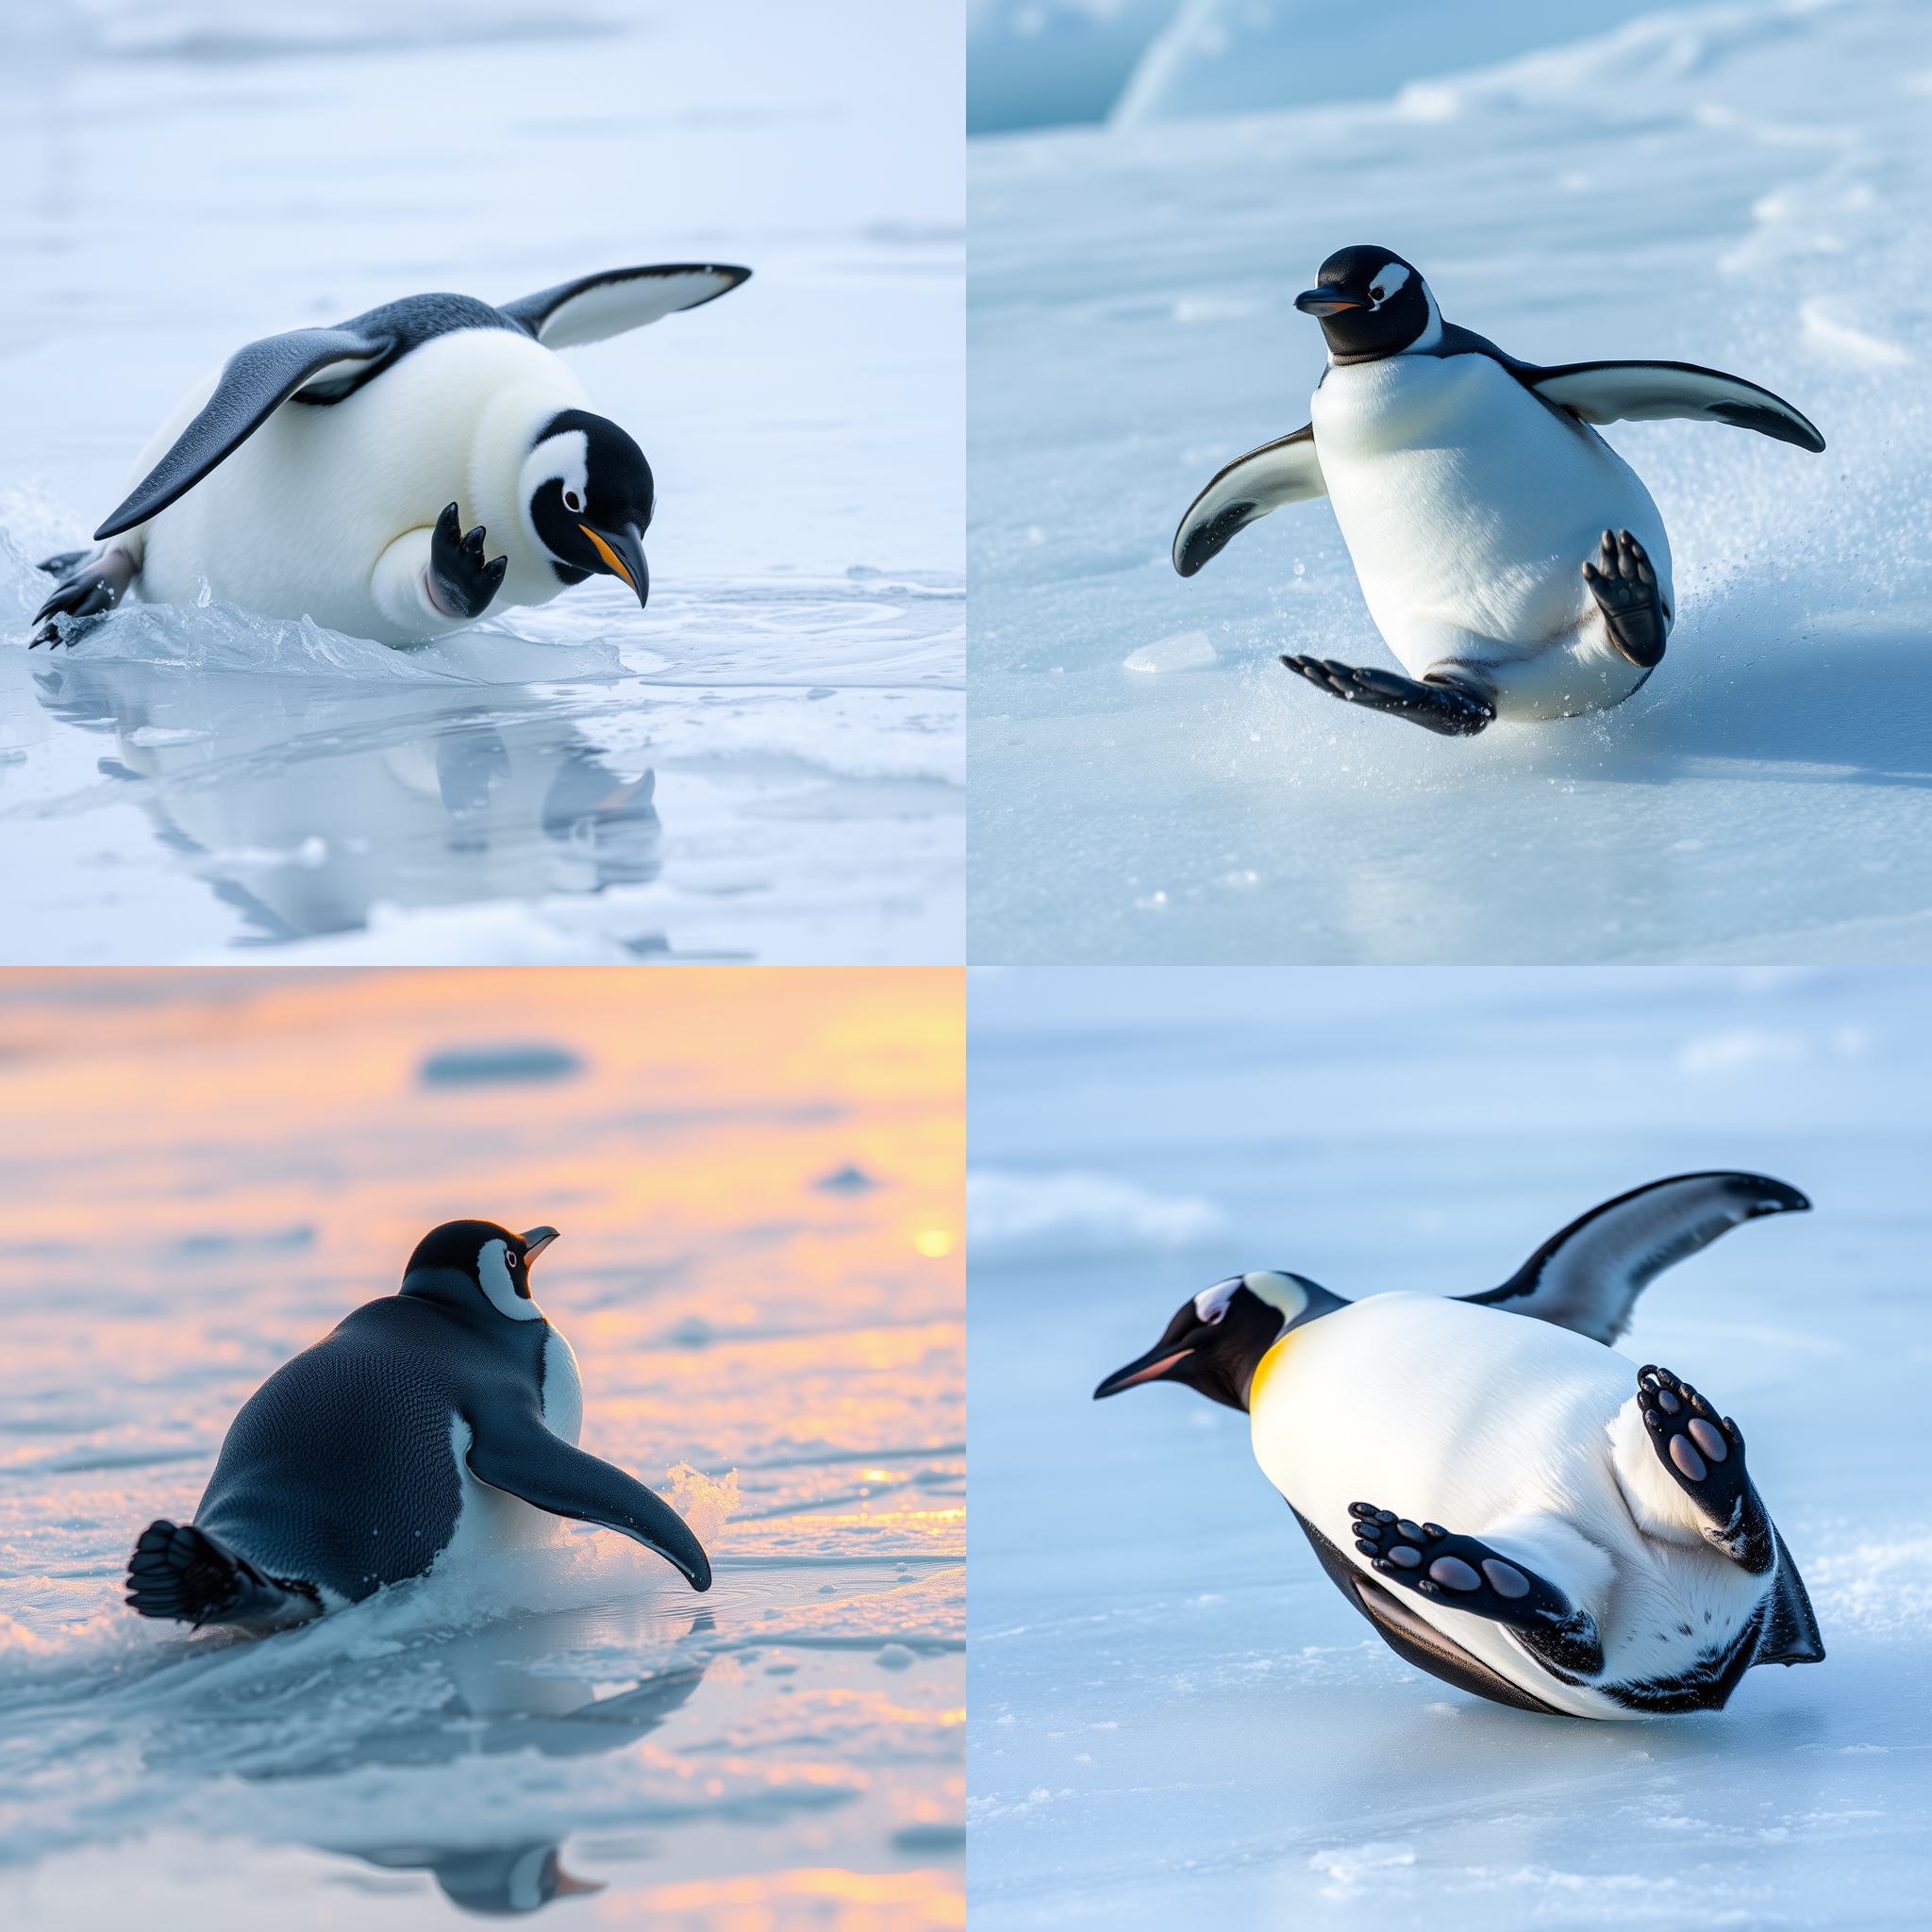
1174 425 1324 576
1280 655 1494 736
1462 1172 1810 1345
499 264 752 350
125 1519 321 1629
1524 358 1824 452
465 1421 712 1591
93 325 394 540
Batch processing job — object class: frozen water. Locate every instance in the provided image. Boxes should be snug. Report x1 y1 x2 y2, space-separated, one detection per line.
967 965 1932 1927
0 972 965 1927
969 0 1932 962
0 0 962 964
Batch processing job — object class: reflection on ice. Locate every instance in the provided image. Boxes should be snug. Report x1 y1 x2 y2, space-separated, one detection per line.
29 648 663 944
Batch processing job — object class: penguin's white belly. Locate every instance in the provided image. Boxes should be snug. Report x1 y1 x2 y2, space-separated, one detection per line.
1250 1295 1760 1717
133 329 588 644
1312 355 1672 714
438 1327 586 1569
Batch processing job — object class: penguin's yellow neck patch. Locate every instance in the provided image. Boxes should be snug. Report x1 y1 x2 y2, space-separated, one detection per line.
1246 1328 1297 1416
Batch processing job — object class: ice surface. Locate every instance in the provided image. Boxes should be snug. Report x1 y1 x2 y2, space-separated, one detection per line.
0 0 962 964
969 0 1932 962
0 973 964 1927
967 966 1932 1927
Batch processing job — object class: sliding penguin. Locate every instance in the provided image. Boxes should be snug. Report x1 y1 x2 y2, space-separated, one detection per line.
125 1220 710 1629
32 263 749 648
1173 246 1824 734
1095 1173 1824 1717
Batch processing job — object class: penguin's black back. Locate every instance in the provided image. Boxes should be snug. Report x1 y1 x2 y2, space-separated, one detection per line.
195 1296 544 1601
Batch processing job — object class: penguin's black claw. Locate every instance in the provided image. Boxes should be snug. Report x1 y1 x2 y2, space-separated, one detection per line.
428 501 507 621
1635 1364 1773 1570
1279 654 1494 738
1344 1496 1603 1674
28 545 138 649
1582 528 1668 670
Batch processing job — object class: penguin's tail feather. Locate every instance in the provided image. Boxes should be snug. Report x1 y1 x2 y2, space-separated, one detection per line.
125 1520 321 1630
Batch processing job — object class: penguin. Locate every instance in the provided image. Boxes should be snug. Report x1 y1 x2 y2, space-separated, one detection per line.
30 262 749 649
1094 1172 1825 1718
1172 246 1824 734
125 1220 710 1628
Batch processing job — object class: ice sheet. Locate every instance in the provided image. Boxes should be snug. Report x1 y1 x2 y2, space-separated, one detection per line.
966 965 1932 1927
968 0 1932 962
0 0 963 964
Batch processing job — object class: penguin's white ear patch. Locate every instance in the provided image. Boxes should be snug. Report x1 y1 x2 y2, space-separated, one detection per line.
501 264 752 350
1368 263 1410 307
478 1239 542 1321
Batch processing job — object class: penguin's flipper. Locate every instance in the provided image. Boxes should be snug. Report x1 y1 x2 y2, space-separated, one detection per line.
465 1419 712 1590
1526 359 1824 452
1173 425 1324 576
500 264 752 350
1279 655 1494 736
1461 1171 1809 1344
125 1519 322 1629
93 325 395 540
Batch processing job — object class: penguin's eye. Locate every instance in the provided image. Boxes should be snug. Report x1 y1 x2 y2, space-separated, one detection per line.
562 489 584 514
1369 286 1385 304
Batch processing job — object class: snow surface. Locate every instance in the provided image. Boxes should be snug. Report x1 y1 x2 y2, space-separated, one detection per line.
967 965 1932 1927
969 0 1932 963
0 0 962 965
0 973 964 1927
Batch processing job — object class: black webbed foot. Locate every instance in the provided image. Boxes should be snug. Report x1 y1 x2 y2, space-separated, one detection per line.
1347 1500 1604 1678
1582 528 1667 670
1280 655 1495 737
1636 1365 1773 1572
428 501 508 622
30 548 137 648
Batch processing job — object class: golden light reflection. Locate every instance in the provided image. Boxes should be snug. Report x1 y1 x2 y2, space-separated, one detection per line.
914 1228 955 1257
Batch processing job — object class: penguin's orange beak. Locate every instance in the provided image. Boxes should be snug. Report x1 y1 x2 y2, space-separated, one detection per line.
578 523 649 608
1295 287 1367 316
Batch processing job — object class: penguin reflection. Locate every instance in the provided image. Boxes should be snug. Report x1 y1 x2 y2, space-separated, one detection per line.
29 656 662 941
142 1607 713 1917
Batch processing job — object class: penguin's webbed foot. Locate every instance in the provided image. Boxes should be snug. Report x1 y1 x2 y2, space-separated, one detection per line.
1582 528 1667 670
29 548 136 648
1637 1365 1773 1572
1347 1501 1604 1677
1280 656 1495 737
428 501 508 621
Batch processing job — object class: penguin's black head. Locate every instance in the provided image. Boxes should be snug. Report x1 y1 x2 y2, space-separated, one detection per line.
1093 1272 1341 1413
1294 245 1433 362
400 1218 560 1324
524 409 653 607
